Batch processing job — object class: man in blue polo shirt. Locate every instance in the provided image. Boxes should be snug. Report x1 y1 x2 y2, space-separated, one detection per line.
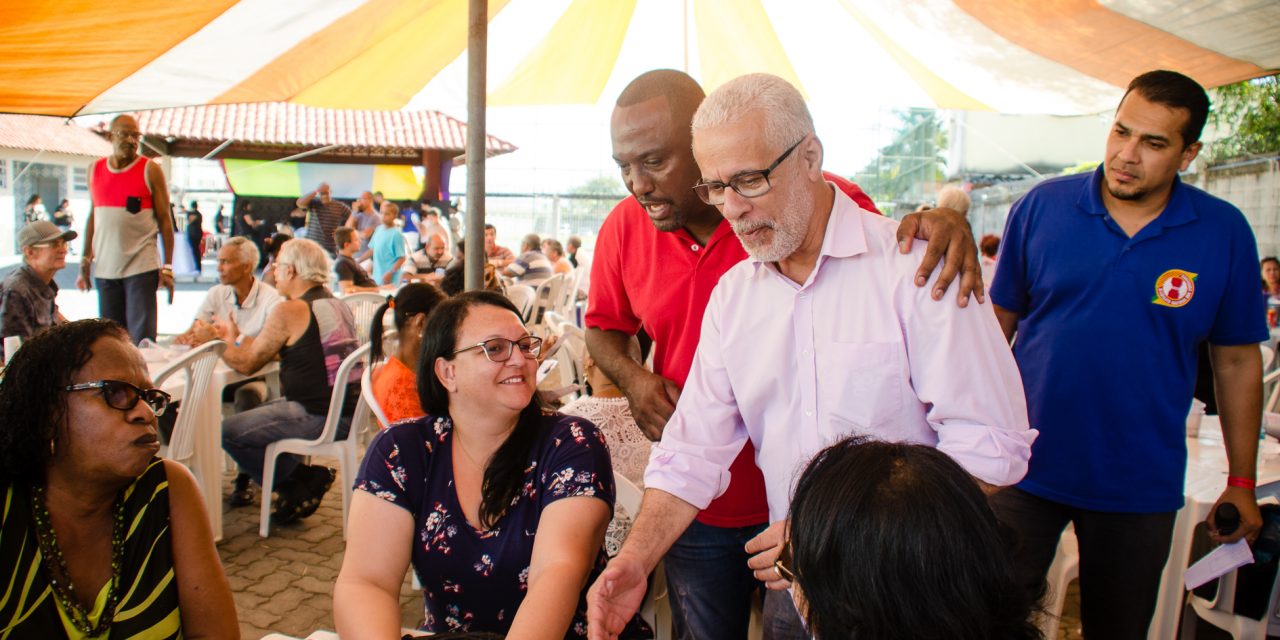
990 70 1266 637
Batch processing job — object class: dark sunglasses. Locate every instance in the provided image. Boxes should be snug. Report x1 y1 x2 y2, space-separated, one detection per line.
64 379 172 416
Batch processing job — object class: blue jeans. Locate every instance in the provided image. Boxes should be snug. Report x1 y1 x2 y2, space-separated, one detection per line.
222 398 334 485
663 520 767 640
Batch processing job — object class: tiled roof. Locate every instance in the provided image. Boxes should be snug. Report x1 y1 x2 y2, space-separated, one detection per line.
128 103 516 156
0 114 111 157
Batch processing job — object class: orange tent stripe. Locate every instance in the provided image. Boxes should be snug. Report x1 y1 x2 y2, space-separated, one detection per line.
0 0 237 116
953 0 1270 90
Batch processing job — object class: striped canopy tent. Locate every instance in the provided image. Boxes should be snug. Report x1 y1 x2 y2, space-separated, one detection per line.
2 0 1276 286
1 0 1276 118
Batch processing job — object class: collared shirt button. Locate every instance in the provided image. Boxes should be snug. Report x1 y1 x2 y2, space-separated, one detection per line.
805 410 813 417
691 244 700 251
802 349 810 356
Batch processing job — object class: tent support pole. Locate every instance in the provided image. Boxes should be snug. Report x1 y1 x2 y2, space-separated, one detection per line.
465 0 487 292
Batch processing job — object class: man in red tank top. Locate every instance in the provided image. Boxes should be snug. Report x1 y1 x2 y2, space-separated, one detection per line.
78 115 175 343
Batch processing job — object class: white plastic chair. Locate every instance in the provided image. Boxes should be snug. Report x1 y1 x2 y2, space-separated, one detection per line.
1180 570 1280 640
153 340 227 469
1263 344 1275 372
554 323 588 402
528 273 568 329
362 360 392 431
555 268 580 319
342 291 388 345
259 342 371 538
506 284 536 323
616 476 672 639
1037 524 1080 639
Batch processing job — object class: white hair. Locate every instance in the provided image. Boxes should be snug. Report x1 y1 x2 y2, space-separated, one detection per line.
937 187 971 215
277 238 331 285
691 73 814 152
222 235 259 268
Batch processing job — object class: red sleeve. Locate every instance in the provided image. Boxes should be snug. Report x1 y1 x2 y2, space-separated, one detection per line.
824 172 881 215
584 200 641 335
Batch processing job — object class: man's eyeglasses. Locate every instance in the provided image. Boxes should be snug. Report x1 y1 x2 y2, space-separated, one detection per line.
65 379 172 416
451 336 543 363
774 538 796 583
693 137 806 205
29 239 68 250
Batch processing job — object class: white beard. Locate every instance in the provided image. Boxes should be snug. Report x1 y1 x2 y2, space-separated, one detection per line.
732 184 814 263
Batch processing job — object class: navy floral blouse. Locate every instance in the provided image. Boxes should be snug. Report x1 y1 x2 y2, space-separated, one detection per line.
355 411 651 638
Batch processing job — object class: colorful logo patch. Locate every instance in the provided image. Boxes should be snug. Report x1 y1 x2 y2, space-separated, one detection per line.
1152 269 1197 308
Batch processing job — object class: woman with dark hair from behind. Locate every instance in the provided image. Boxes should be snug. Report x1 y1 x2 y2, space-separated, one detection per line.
784 437 1041 640
0 319 238 637
368 282 447 424
335 291 649 638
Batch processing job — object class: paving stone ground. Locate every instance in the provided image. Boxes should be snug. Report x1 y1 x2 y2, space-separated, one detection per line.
216 457 422 640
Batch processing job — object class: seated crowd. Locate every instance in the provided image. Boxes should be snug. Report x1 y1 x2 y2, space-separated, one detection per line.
1 66 1266 640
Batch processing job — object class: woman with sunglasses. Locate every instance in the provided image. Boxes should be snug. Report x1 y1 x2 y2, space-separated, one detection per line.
0 319 238 638
335 291 649 638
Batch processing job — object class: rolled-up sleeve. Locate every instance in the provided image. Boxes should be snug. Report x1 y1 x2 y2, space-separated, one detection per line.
644 288 749 509
899 265 1037 486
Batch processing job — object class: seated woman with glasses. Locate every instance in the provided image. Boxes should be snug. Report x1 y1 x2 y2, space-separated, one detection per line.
0 319 238 638
781 436 1040 640
335 291 649 638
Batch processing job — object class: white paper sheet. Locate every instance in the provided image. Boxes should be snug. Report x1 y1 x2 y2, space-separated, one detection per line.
1184 539 1255 590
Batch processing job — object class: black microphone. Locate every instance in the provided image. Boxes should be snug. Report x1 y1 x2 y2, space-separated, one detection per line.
1216 503 1241 536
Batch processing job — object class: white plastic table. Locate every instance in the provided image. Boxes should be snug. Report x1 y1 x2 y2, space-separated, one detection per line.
1148 416 1280 639
149 350 278 542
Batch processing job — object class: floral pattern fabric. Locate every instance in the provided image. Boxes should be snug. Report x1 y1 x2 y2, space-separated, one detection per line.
355 412 650 638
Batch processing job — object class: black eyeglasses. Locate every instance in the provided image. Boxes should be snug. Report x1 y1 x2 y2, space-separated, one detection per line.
64 380 172 416
693 137 806 205
451 336 543 363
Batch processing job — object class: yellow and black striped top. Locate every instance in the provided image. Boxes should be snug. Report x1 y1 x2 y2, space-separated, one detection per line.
1 458 182 639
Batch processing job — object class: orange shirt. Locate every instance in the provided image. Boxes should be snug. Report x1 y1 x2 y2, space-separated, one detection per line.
372 356 425 426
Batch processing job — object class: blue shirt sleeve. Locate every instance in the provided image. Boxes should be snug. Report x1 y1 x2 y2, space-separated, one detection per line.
989 192 1032 314
1209 213 1269 345
537 415 615 511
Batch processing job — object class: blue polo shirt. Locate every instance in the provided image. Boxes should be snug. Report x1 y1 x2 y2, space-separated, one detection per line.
991 166 1267 513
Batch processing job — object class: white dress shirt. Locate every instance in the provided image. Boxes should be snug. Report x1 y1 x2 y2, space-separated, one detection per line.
194 278 283 338
645 186 1037 522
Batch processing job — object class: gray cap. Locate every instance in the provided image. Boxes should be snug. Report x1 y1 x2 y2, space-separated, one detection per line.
18 220 77 249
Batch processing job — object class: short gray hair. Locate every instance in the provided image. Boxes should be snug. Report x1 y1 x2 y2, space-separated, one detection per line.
276 238 331 285
223 236 260 268
937 187 971 215
691 73 813 152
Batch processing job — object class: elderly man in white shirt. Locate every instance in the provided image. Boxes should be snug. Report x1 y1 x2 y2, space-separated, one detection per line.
586 73 1037 639
175 236 283 410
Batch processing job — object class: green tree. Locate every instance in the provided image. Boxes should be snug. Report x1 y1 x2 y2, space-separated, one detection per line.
1207 75 1280 163
852 108 948 206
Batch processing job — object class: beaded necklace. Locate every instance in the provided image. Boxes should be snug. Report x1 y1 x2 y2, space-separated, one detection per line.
29 484 126 637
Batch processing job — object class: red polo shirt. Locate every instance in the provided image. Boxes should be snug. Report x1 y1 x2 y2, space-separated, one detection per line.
587 174 878 527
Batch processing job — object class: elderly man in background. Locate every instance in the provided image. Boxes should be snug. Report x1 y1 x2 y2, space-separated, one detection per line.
77 113 176 344
401 232 452 285
505 233 553 284
586 73 1034 638
216 238 360 524
0 221 74 356
175 236 283 408
297 182 350 255
543 238 574 275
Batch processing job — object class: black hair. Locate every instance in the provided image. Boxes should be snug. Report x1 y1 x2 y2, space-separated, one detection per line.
266 233 292 260
370 283 447 363
417 291 544 529
484 224 497 232
616 69 706 124
1122 70 1210 147
25 194 41 206
788 437 1041 640
0 319 131 484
